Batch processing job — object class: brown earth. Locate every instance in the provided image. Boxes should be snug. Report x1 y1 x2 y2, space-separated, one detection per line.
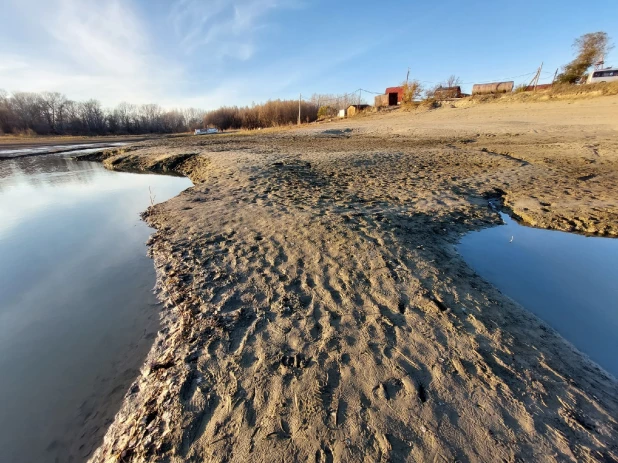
85 95 618 462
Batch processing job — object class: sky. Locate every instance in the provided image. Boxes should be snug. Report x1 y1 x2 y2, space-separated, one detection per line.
1 0 616 109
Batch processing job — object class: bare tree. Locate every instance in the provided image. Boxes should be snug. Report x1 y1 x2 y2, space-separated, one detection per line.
0 90 203 136
444 75 462 88
10 92 44 132
425 76 462 100
310 92 366 117
40 92 68 133
0 89 11 134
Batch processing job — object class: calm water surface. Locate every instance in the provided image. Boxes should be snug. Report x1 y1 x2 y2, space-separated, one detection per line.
0 154 191 462
458 213 618 378
0 142 128 158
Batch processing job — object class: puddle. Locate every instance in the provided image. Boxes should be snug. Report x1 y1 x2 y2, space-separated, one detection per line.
0 153 192 462
457 212 618 378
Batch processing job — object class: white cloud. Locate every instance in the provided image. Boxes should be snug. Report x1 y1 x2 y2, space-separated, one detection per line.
169 0 300 59
49 0 148 75
0 0 183 106
0 0 378 111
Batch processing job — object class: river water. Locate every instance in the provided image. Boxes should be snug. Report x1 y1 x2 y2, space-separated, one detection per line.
0 153 191 462
458 212 618 378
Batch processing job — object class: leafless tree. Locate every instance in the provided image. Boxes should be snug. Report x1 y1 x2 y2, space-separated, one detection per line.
425 76 462 100
40 92 68 133
0 90 208 136
444 75 462 88
310 92 367 118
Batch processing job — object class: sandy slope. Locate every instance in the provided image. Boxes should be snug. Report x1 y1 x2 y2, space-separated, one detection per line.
84 96 618 462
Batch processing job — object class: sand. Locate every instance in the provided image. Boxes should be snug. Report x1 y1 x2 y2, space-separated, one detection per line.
84 95 618 462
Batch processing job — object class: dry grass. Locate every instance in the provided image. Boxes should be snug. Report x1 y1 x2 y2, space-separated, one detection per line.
468 81 618 105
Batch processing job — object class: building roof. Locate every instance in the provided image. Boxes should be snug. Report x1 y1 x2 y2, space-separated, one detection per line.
385 87 403 94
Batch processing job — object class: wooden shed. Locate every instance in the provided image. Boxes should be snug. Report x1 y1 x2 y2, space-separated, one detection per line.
374 94 389 108
472 81 514 95
375 86 404 108
384 87 404 105
347 104 370 117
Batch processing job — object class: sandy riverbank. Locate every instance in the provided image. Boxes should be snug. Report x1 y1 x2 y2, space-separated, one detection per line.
84 95 618 462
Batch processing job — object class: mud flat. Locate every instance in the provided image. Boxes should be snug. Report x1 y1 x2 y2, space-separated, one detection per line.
87 95 618 462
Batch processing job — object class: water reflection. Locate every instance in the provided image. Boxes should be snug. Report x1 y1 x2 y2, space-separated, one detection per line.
0 154 192 463
457 213 618 378
0 142 127 158
0 155 100 191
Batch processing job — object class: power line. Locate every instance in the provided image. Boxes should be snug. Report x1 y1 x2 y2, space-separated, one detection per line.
359 88 383 95
415 71 540 86
307 68 555 106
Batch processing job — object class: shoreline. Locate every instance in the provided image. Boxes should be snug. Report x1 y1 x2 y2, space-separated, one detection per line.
84 96 618 462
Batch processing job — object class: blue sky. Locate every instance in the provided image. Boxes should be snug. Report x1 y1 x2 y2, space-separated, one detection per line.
1 0 616 109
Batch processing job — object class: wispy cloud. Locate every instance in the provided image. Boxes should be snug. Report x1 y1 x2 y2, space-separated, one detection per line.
0 0 182 105
49 0 149 75
0 0 377 110
170 0 301 59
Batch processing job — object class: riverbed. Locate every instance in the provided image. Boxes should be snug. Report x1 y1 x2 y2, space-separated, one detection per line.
0 153 191 462
85 114 618 462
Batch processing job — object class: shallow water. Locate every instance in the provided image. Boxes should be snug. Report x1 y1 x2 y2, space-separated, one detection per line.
457 213 618 378
0 154 191 462
0 142 127 158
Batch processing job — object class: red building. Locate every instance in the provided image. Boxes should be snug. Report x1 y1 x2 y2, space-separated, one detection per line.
384 87 404 105
375 87 404 107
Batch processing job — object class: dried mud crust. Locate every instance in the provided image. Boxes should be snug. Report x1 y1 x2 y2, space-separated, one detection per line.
88 104 618 462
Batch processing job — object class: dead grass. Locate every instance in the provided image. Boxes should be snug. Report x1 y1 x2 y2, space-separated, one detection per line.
468 81 618 105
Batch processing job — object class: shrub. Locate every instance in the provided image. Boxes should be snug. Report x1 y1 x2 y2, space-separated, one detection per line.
317 106 331 119
401 80 423 104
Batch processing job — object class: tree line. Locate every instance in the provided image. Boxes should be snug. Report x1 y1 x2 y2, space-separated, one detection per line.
0 90 205 136
202 99 320 131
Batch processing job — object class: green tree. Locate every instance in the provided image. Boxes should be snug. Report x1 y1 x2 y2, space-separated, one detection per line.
556 32 613 84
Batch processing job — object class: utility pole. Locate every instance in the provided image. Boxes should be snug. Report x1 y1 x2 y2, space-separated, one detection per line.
406 67 410 86
534 63 543 92
358 89 362 107
552 68 559 84
527 62 543 91
298 93 301 126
